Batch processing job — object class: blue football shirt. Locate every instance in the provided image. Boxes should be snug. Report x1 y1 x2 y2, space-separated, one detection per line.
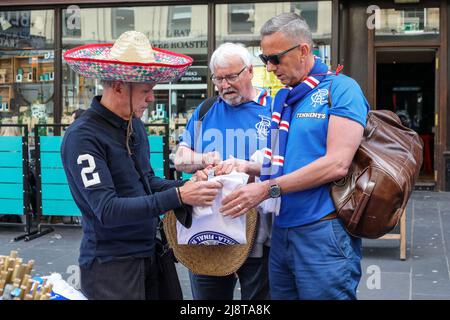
277 74 370 228
180 89 272 161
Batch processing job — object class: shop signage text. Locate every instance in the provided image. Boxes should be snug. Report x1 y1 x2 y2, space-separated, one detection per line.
153 40 207 50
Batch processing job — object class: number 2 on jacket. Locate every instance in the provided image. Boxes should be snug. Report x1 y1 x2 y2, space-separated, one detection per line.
77 154 101 188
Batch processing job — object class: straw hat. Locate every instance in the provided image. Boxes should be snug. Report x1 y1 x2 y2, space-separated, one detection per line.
64 31 193 83
163 209 258 276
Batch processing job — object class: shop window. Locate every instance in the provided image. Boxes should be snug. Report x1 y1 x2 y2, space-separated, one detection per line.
62 51 99 124
61 5 208 160
291 2 318 32
112 8 135 39
167 6 191 38
62 6 81 38
228 4 255 34
0 10 54 130
376 8 439 38
0 10 54 50
216 2 331 96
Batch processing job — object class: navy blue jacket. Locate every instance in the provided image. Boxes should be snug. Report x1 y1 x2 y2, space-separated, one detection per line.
61 96 185 268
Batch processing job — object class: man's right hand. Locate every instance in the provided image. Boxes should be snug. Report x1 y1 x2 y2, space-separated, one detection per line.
202 151 221 167
178 180 222 207
191 165 213 182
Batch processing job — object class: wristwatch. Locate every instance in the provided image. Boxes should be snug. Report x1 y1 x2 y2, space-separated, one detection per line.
268 179 281 198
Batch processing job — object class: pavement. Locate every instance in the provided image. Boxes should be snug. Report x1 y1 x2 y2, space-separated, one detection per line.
1 191 450 300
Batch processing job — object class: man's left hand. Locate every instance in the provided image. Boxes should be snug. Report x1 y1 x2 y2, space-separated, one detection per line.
220 182 268 218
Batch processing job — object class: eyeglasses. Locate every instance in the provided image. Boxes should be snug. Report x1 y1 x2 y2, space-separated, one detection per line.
259 44 300 65
211 66 247 85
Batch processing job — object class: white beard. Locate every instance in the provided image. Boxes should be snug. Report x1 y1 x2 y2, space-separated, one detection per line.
222 94 243 106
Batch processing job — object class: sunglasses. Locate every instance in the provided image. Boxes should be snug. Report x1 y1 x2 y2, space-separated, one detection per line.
259 44 300 65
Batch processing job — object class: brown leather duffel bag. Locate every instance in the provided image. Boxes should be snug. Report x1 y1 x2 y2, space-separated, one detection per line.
331 110 423 239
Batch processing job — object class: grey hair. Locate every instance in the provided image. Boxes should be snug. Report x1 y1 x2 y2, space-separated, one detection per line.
260 12 313 48
209 42 252 72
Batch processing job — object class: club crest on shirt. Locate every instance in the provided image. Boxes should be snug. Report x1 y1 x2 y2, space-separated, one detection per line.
311 88 329 108
255 115 271 140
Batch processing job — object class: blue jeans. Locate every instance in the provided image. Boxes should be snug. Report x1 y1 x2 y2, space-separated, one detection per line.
189 246 270 300
269 218 362 300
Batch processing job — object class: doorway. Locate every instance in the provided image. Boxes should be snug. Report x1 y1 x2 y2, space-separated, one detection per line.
376 49 437 184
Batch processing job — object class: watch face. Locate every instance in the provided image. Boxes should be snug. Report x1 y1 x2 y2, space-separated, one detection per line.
269 185 281 198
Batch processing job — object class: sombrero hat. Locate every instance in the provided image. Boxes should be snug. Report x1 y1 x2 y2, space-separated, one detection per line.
63 30 193 83
164 208 258 276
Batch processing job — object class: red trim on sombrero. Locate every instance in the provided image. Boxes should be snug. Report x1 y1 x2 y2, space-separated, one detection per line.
64 43 193 68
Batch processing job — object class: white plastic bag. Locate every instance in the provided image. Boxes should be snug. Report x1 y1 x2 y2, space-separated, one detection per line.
177 171 249 245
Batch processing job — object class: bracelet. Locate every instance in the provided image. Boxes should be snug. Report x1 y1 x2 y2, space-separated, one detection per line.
176 187 184 206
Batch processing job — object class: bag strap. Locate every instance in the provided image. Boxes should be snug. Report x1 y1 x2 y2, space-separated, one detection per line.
199 95 219 121
194 95 218 150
